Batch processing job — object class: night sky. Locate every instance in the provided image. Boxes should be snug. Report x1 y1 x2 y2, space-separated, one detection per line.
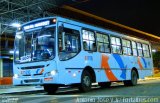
67 0 160 36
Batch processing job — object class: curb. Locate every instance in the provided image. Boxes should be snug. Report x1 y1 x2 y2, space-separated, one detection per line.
0 85 15 89
144 77 160 80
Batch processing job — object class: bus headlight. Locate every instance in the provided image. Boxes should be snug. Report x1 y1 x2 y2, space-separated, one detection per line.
45 70 57 77
13 74 19 78
51 70 57 76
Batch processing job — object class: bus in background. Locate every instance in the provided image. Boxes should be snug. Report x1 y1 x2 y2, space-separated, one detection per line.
13 16 153 94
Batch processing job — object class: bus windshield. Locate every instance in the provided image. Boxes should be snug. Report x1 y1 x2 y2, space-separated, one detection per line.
14 27 55 63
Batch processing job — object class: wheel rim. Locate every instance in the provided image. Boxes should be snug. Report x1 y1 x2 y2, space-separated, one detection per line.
83 76 91 87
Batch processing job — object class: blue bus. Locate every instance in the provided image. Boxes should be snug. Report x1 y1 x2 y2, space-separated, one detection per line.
13 16 153 94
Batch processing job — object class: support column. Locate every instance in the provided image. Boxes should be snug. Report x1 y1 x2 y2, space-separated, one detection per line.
0 59 3 78
0 23 1 57
0 23 2 78
0 23 1 35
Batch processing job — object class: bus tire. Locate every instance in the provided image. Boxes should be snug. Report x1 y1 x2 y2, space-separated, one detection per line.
124 70 138 86
98 82 111 88
43 84 58 94
78 70 92 92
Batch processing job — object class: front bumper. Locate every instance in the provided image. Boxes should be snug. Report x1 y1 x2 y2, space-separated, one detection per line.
13 76 58 86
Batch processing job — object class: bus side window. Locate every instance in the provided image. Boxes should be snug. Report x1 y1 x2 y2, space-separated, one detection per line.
142 44 150 57
83 41 89 50
111 36 122 54
132 41 138 56
96 32 110 53
137 42 143 57
82 29 96 51
122 39 132 55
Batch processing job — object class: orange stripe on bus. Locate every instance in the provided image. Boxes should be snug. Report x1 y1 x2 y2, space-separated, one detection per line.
40 68 44 74
138 57 143 70
101 54 118 81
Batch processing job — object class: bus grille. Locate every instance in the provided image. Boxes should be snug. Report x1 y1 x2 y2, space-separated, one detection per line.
22 74 43 76
24 79 40 83
21 65 45 69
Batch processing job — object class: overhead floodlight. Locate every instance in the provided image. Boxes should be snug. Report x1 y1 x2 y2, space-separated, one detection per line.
11 23 21 28
9 50 14 54
152 49 156 53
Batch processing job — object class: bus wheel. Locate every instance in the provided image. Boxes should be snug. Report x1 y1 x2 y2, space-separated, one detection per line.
98 82 111 88
78 71 92 92
124 70 138 86
43 84 58 94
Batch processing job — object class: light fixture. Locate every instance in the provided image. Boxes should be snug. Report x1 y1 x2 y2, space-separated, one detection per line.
152 49 156 53
73 73 76 77
51 70 57 76
9 50 14 54
11 23 21 28
13 74 19 78
53 18 56 23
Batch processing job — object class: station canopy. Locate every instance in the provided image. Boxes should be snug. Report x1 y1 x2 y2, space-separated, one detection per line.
0 0 160 44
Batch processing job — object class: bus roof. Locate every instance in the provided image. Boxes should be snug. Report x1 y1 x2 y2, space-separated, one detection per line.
21 16 150 44
57 16 150 44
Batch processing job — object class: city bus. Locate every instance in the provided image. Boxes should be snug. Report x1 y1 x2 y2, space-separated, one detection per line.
13 16 153 94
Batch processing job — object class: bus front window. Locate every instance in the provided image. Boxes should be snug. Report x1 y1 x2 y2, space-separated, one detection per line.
14 27 55 63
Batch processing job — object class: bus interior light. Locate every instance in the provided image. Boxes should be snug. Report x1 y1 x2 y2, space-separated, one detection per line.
152 49 156 52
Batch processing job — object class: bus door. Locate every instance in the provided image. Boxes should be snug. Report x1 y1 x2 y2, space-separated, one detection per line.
58 22 81 61
57 22 83 83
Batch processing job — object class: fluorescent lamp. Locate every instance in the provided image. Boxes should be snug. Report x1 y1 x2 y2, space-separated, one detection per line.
9 50 14 54
152 49 156 52
11 23 21 28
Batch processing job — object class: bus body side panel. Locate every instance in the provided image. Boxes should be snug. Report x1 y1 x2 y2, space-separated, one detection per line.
56 21 103 84
100 53 153 82
56 18 153 85
57 51 103 84
137 57 153 79
100 54 129 82
13 17 153 86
